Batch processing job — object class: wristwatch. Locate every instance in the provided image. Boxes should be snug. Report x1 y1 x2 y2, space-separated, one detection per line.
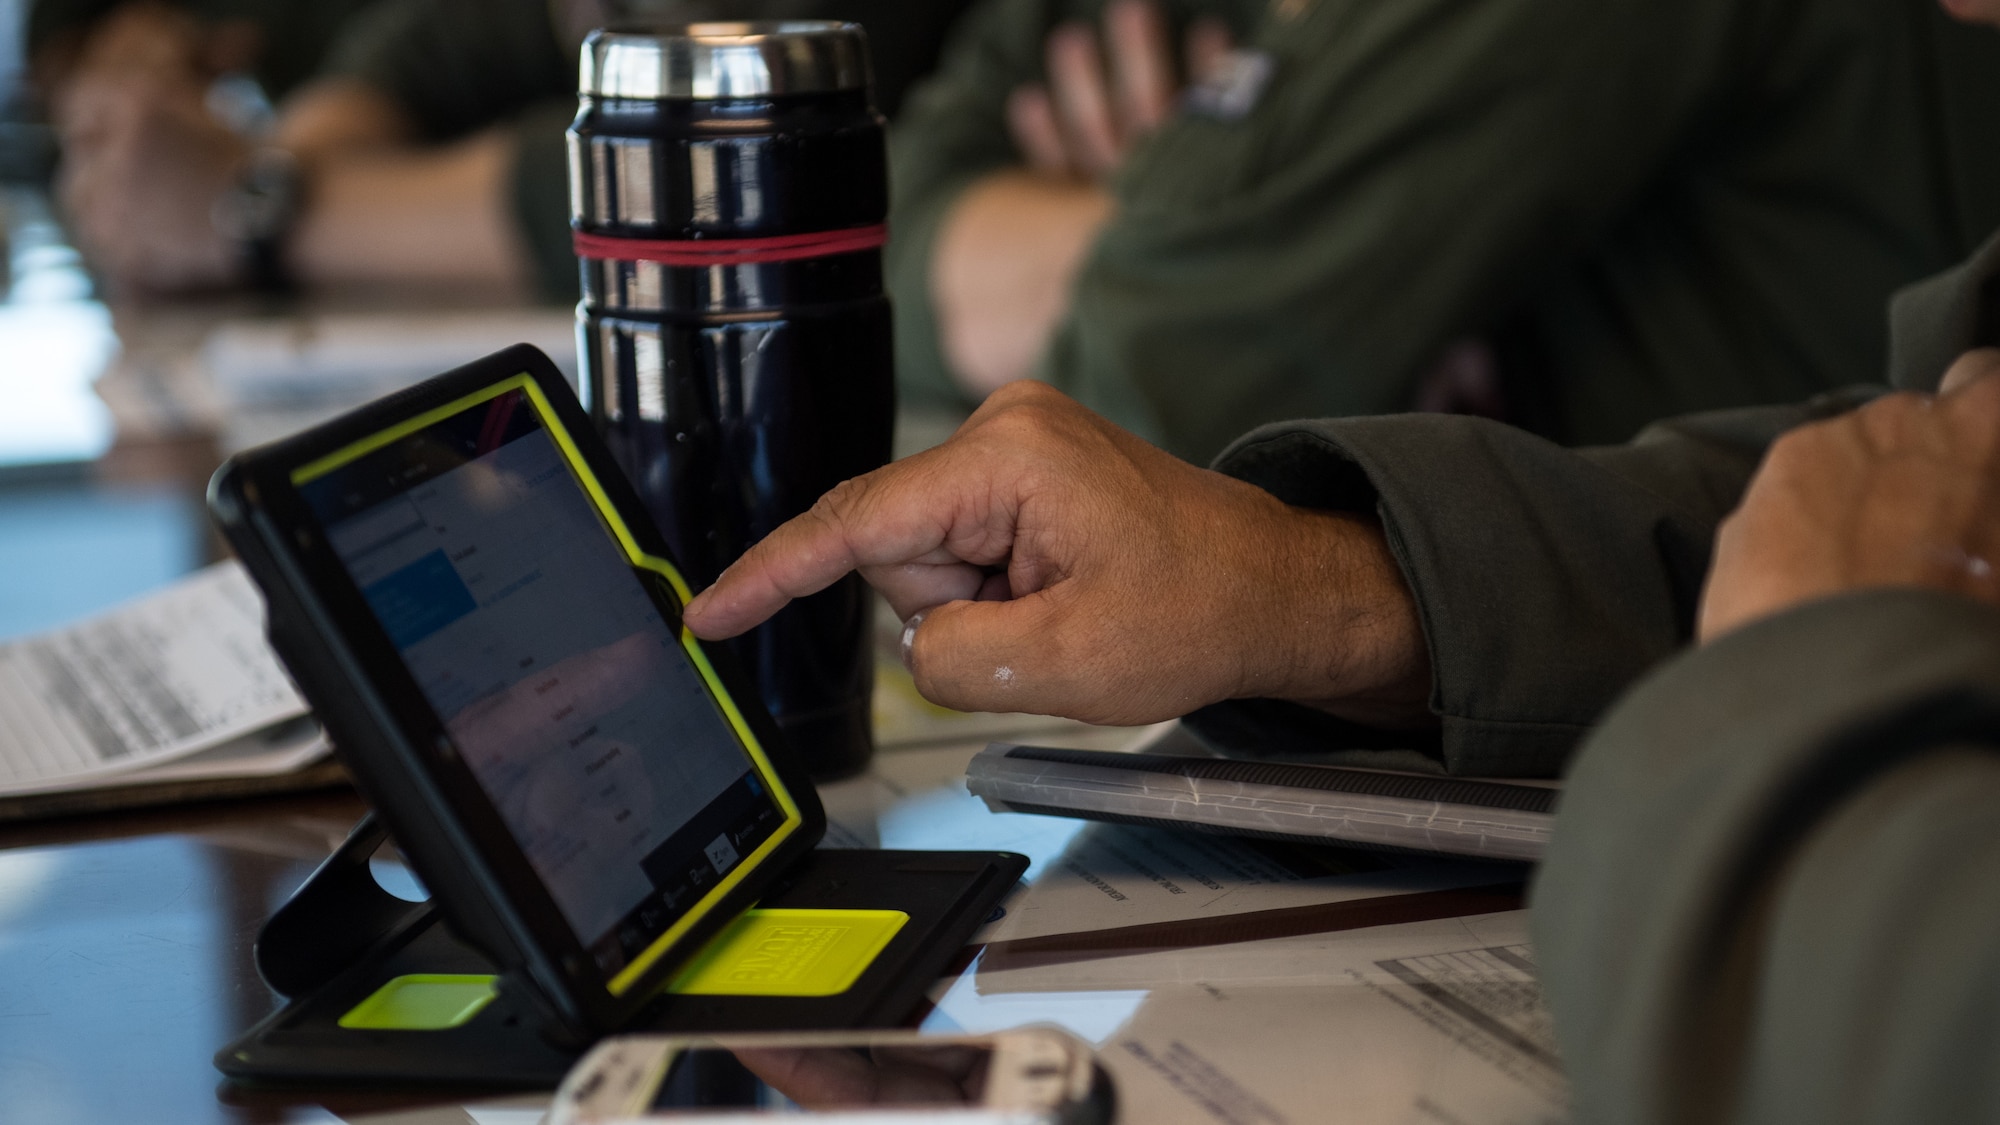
212 147 304 292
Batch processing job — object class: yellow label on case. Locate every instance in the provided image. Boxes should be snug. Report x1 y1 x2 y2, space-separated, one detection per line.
338 974 498 1030
666 908 908 997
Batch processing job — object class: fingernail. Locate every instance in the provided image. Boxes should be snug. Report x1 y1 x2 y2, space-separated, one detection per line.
899 610 926 671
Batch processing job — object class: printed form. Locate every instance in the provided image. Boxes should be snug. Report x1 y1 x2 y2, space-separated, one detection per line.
0 562 313 795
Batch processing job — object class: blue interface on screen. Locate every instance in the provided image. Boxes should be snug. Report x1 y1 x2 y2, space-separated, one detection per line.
297 390 784 977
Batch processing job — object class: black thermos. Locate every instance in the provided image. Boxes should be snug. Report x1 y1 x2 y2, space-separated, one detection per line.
569 23 893 780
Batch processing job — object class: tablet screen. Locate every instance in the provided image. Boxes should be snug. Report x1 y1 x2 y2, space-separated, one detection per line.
295 384 792 988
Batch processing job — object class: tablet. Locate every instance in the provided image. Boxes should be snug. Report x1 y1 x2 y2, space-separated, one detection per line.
209 345 823 1040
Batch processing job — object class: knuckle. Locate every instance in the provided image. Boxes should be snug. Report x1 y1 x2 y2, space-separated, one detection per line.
983 378 1070 414
1763 421 1828 468
1942 347 2000 393
987 382 1086 430
1857 390 1928 425
1713 506 1747 544
811 475 872 523
978 405 1054 450
906 637 977 709
1949 358 2000 411
974 391 1081 455
910 604 1063 710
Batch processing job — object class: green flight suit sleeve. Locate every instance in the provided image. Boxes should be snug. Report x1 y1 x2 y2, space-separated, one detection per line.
1047 0 1767 461
1183 391 1875 776
1532 591 2000 1125
1887 226 2000 390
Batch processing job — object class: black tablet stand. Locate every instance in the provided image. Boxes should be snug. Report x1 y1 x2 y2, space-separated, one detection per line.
218 815 1027 1089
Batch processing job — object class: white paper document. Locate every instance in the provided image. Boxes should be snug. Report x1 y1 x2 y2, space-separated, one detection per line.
932 910 1563 1125
877 733 1560 1123
977 817 1512 946
1097 940 1565 1125
0 562 318 796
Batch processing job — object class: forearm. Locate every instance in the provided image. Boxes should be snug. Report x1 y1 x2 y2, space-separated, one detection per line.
1229 506 1433 731
1190 400 1876 774
287 129 532 290
931 170 1112 395
272 78 415 161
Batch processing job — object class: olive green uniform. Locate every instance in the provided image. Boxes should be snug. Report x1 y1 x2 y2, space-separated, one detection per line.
1535 236 2000 1125
1182 212 2000 1116
891 0 2000 461
319 0 977 300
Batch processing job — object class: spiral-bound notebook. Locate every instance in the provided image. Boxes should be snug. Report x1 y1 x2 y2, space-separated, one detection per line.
966 743 1557 862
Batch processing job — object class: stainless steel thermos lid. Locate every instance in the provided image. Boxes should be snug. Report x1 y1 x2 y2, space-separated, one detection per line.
581 22 871 100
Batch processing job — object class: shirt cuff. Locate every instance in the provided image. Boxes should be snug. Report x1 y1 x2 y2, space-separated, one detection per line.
1199 413 1709 777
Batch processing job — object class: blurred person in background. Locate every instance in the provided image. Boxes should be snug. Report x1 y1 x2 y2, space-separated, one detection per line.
30 0 974 300
889 0 2000 461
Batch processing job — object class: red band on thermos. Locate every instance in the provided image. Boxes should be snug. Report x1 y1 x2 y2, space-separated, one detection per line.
572 224 887 266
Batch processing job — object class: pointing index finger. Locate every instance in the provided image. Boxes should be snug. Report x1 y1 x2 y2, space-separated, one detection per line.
682 455 1007 640
682 497 875 640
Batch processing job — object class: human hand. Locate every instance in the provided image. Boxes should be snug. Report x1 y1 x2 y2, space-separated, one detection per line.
684 382 1430 728
1938 0 2000 32
1698 348 2000 641
56 70 253 294
56 63 251 294
48 0 272 294
1006 0 1233 182
730 1042 988 1107
42 1 206 115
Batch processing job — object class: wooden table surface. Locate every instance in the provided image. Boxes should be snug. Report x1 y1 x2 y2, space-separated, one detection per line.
0 788 495 1124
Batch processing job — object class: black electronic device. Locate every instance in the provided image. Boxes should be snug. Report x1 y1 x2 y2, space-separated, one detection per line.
208 345 1024 1087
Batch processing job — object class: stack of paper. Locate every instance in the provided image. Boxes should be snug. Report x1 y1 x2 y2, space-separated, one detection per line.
0 562 337 818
